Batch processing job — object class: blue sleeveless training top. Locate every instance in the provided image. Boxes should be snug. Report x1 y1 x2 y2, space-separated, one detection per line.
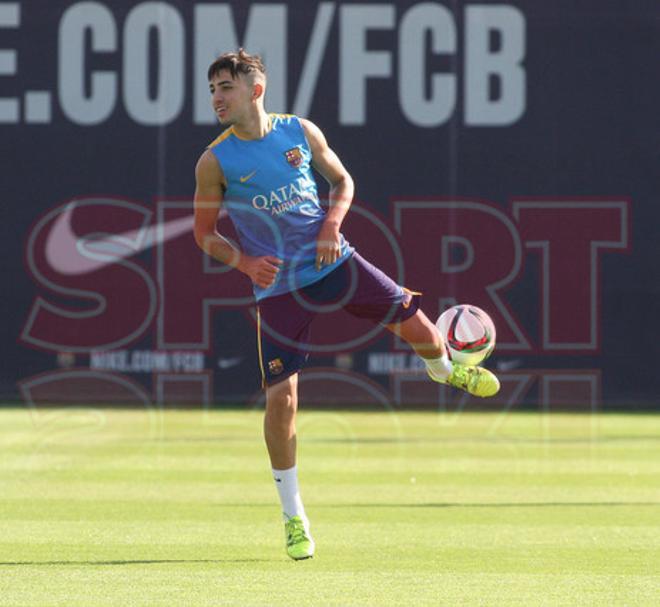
208 114 353 301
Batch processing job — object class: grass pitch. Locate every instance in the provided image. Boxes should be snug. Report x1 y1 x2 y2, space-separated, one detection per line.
0 407 658 606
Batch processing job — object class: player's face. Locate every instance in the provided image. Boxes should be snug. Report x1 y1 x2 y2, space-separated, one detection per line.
209 70 252 125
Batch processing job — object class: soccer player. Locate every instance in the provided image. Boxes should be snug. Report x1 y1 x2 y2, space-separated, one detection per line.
193 49 500 560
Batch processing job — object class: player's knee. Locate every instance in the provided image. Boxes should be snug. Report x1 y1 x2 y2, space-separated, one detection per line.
400 312 442 352
428 324 444 351
266 382 297 420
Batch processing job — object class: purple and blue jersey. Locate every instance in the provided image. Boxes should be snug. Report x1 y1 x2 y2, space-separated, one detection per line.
208 114 353 301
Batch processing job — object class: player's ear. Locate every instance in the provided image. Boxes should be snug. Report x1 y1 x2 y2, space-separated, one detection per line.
253 82 264 101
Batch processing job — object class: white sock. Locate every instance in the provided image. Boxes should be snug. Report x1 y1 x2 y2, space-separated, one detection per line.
425 354 453 382
272 465 308 524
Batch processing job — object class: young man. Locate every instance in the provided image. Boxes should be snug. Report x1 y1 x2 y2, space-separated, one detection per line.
193 49 499 560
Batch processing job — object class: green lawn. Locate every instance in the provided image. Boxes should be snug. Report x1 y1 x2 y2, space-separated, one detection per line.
0 408 658 606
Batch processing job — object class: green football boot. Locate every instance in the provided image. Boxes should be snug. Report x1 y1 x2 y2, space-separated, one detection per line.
285 515 315 560
428 362 500 398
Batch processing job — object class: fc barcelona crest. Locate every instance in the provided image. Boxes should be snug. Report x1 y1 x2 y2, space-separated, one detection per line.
284 147 303 168
268 358 284 375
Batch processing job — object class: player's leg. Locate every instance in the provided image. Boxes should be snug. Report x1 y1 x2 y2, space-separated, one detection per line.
385 306 445 358
384 307 452 378
264 372 299 470
337 252 500 397
257 297 315 560
263 373 314 560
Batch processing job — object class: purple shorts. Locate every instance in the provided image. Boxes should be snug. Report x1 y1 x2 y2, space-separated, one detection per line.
256 252 420 386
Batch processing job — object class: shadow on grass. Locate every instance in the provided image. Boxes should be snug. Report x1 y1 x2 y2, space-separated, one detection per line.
305 436 660 444
214 502 659 509
0 558 273 567
155 435 660 445
323 502 660 509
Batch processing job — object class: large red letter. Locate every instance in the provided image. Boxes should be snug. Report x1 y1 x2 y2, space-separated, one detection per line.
157 201 252 349
395 200 529 350
513 200 629 352
22 198 157 351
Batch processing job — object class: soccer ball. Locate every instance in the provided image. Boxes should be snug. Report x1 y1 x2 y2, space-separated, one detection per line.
436 304 496 366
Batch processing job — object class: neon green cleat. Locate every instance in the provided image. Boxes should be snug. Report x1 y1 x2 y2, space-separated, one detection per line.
428 363 500 398
285 515 315 560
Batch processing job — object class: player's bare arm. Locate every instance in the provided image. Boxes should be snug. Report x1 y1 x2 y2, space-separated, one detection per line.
300 118 355 270
193 150 282 289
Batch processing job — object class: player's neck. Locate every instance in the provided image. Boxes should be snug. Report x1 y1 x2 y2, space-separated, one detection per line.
232 109 271 140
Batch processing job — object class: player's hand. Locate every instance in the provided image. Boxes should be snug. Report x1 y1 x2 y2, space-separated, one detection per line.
316 221 341 270
238 255 283 289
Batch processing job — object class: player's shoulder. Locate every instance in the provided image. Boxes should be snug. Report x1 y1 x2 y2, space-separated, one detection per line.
295 117 326 147
207 126 236 151
270 113 311 134
270 114 323 144
195 148 224 182
269 112 298 125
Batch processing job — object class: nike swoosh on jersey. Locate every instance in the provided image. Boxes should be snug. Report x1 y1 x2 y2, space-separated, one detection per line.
239 170 257 183
44 202 220 276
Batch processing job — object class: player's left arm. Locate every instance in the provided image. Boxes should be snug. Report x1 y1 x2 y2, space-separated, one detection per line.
300 118 355 270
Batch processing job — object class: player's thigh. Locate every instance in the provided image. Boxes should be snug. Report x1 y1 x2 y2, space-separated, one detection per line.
343 253 421 324
257 294 314 387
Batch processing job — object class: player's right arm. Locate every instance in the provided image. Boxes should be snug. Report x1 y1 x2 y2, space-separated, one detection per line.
193 150 282 289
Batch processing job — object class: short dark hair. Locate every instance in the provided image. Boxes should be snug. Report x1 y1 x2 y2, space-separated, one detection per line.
207 48 266 81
